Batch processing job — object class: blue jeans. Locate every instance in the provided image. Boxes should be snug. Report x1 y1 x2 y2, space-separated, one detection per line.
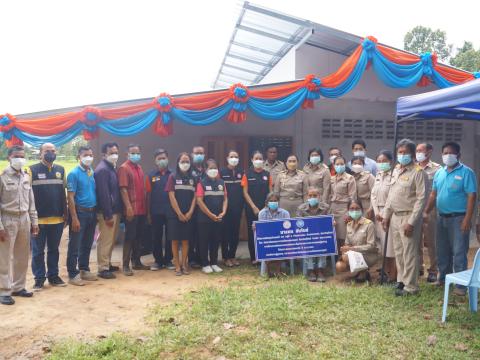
67 211 97 278
436 215 470 288
31 223 64 280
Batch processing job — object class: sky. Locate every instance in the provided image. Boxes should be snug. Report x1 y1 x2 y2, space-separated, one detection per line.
1 0 478 115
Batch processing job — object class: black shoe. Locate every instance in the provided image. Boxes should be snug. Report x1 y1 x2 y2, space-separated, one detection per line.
12 289 33 298
109 265 120 272
395 288 418 297
33 279 45 291
123 267 134 276
0 296 15 305
426 272 437 283
98 270 116 279
189 261 202 269
419 269 425 277
395 282 405 290
132 263 149 270
48 276 67 287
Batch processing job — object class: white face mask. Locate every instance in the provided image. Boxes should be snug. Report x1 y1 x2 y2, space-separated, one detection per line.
351 164 364 173
442 154 458 167
81 156 93 167
329 155 337 164
106 154 119 165
10 157 26 171
179 162 190 172
415 152 427 163
207 168 219 179
353 150 365 157
253 159 264 169
227 157 239 167
309 156 321 165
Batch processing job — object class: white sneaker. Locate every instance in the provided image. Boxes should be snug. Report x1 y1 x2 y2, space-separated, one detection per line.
80 270 98 281
211 265 223 273
150 262 161 271
69 274 85 286
202 266 213 274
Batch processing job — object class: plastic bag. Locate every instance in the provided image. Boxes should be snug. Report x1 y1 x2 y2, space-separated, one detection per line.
346 250 368 273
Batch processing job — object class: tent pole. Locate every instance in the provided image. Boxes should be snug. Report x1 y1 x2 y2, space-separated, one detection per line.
380 118 400 285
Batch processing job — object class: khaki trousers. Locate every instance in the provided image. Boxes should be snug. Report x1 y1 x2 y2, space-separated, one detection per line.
390 213 421 293
420 211 437 273
0 213 31 296
96 214 120 272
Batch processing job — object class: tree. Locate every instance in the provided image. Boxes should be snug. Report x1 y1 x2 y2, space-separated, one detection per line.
450 41 480 72
404 26 452 61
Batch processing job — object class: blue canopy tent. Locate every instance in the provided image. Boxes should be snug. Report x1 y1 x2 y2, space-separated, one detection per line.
376 79 480 284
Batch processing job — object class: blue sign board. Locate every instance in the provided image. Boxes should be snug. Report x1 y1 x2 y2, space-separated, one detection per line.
254 215 337 261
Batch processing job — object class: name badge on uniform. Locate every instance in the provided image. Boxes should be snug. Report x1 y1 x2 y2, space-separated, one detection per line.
263 176 268 181
237 173 242 179
176 179 183 184
38 173 46 179
454 175 463 180
206 185 212 190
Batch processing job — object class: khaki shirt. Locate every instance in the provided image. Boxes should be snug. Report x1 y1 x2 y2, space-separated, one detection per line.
0 166 38 230
274 170 306 200
303 163 331 204
264 160 286 184
418 160 441 195
353 171 375 202
296 201 329 217
330 172 356 204
345 217 377 253
383 163 427 226
370 171 392 217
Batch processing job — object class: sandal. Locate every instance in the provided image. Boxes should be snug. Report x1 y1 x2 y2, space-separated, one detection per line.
175 269 183 276
182 267 191 275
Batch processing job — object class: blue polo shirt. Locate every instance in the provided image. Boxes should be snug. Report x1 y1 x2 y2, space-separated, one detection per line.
67 165 97 208
433 163 477 214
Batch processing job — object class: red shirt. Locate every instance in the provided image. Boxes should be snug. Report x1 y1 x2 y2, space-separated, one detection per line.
118 160 146 215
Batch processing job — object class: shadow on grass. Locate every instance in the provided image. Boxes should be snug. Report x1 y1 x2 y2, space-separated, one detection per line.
48 266 480 360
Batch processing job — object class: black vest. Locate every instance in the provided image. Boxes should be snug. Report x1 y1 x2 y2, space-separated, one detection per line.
167 173 196 218
246 168 270 210
30 162 65 218
197 177 225 223
148 169 171 215
220 167 244 210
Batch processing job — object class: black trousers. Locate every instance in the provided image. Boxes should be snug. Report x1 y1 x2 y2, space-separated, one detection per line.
221 207 243 259
246 209 257 262
123 215 146 267
198 221 222 267
151 214 172 265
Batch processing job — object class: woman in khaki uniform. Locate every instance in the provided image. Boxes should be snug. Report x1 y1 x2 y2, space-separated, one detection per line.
350 156 375 215
274 155 306 217
336 200 378 282
329 156 356 247
370 150 397 281
303 147 331 204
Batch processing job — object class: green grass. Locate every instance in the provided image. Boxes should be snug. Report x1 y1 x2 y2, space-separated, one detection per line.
47 267 480 360
0 159 78 174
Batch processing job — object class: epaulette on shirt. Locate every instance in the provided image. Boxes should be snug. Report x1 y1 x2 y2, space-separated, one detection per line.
415 165 422 171
363 218 372 224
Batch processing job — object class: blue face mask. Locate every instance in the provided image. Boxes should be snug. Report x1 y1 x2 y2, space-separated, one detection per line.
307 197 319 207
309 156 321 165
129 153 141 163
268 201 279 211
193 154 205 163
397 154 412 166
348 210 362 220
377 162 391 172
334 165 346 174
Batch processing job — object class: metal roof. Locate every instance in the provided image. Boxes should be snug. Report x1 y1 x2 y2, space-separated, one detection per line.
214 1 467 88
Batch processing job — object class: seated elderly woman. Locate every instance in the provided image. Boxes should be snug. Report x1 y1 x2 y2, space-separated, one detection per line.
336 199 378 282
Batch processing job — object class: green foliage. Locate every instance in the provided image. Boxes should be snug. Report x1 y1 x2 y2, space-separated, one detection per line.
404 26 452 61
47 269 480 360
451 42 480 72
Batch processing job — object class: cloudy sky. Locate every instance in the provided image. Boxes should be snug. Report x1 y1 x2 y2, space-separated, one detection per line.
1 0 478 115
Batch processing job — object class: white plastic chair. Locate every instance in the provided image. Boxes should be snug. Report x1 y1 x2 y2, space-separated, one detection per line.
442 248 480 322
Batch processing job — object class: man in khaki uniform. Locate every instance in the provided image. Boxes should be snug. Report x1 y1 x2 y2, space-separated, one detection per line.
416 143 441 282
0 146 39 305
264 145 286 184
383 139 427 296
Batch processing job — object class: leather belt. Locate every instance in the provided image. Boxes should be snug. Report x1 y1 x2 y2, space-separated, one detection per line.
76 206 96 213
439 212 465 218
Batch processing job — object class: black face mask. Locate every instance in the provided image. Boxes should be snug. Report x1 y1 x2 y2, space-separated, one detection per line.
44 152 56 163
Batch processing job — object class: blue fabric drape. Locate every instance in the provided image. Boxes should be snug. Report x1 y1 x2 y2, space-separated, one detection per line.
248 88 308 120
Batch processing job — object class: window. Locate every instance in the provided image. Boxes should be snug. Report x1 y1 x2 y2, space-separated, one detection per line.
249 136 293 162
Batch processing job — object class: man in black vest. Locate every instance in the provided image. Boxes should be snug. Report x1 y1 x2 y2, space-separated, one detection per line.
29 143 67 291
